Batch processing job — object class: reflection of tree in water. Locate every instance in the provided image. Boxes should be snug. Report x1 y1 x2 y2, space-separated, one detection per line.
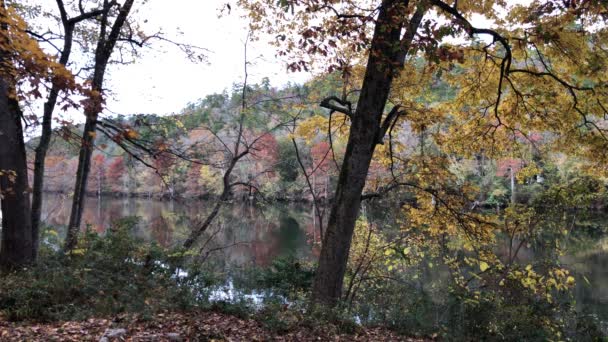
248 205 280 266
566 247 608 322
41 194 314 267
195 204 313 267
79 197 105 233
274 214 306 257
200 204 281 267
150 214 173 248
40 194 71 235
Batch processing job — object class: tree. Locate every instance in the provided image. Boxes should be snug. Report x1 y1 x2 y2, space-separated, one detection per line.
182 43 271 248
239 0 608 305
276 138 299 182
29 0 107 260
0 1 75 268
65 0 136 252
89 153 106 196
106 156 126 193
0 4 32 268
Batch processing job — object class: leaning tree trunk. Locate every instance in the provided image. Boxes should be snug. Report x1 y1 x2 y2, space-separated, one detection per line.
0 11 34 268
311 0 426 306
182 155 237 249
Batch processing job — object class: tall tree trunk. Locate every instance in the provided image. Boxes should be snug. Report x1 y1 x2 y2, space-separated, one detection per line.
0 81 34 269
31 88 61 258
0 1 34 268
66 118 98 250
64 0 136 251
311 0 426 305
31 0 106 259
31 19 75 258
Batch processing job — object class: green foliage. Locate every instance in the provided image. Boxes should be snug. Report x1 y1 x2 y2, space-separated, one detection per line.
248 255 315 296
276 138 300 183
0 218 215 321
444 287 566 341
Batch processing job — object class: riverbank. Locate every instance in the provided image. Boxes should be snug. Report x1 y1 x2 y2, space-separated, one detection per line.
0 311 430 341
43 189 325 204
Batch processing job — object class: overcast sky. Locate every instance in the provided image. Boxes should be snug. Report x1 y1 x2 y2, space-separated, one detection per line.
97 0 310 117
98 0 522 117
30 0 526 124
27 0 310 124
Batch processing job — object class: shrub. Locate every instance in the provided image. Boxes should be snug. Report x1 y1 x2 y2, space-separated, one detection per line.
0 218 213 321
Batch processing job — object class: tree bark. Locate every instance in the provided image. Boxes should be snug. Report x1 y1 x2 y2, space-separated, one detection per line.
31 0 108 258
65 0 135 251
0 81 34 269
311 0 426 305
31 12 75 257
0 1 34 268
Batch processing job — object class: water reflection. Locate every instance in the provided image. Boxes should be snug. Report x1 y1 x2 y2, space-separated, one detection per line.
563 238 608 322
40 194 608 325
41 194 319 267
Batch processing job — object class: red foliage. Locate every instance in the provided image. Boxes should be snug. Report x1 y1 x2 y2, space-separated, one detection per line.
106 157 126 192
154 152 176 174
88 154 106 193
250 133 279 163
496 158 525 177
310 141 333 174
107 157 125 180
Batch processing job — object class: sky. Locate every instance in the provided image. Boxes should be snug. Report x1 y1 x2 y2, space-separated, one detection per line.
101 0 310 117
29 0 526 123
29 0 310 124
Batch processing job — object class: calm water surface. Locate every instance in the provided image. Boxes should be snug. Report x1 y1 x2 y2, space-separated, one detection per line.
41 194 320 267
41 194 608 324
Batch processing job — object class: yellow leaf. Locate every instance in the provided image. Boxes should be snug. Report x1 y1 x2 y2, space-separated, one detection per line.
566 276 575 285
479 261 489 272
125 129 139 139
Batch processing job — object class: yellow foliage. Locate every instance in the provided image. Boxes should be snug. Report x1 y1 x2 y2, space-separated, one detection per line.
199 165 222 194
0 5 78 102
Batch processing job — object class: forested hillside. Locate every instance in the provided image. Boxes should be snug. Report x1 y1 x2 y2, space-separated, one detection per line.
34 72 608 213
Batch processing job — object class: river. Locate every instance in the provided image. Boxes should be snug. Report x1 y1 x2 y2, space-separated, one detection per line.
40 194 608 327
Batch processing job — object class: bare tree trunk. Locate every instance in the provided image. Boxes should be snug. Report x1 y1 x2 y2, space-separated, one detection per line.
291 137 325 238
510 167 516 204
66 118 97 250
183 33 256 250
65 0 136 251
0 2 34 268
97 167 102 197
182 189 229 249
312 0 426 306
31 0 105 260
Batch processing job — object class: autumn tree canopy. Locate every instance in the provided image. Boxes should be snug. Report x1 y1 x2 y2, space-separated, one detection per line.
236 0 608 305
